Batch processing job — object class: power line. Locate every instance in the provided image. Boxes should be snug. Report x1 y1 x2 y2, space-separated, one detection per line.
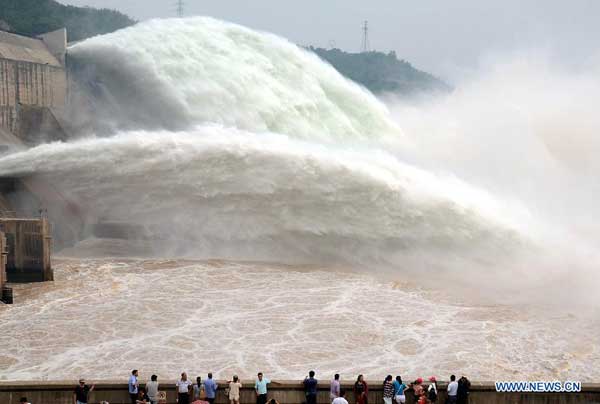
361 20 370 53
175 0 184 17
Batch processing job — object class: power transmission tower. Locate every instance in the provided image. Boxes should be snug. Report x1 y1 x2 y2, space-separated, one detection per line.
175 0 184 17
361 20 370 53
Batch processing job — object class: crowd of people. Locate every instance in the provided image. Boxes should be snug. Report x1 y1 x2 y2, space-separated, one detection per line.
381 374 471 404
66 370 471 404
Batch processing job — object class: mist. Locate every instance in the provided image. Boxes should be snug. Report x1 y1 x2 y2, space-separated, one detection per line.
386 52 600 241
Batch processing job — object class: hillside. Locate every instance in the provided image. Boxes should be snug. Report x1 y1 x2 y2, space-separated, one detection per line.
0 0 135 42
0 0 448 96
310 47 451 95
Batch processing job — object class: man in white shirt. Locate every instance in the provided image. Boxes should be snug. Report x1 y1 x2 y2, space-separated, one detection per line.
176 372 193 404
332 389 348 404
447 375 458 404
146 374 159 404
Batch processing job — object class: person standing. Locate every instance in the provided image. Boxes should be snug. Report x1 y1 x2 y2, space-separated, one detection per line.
204 373 219 404
193 376 205 401
332 389 349 404
146 375 159 404
129 370 140 404
330 374 341 401
409 378 423 403
303 371 318 404
457 376 471 404
255 372 271 404
229 375 243 404
392 376 407 404
382 375 394 404
176 372 193 404
74 378 95 404
427 377 438 403
353 375 368 404
447 375 458 404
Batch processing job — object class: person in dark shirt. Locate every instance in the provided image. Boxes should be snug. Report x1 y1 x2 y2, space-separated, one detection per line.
354 375 369 404
457 376 471 404
303 370 318 404
74 379 95 404
382 375 394 404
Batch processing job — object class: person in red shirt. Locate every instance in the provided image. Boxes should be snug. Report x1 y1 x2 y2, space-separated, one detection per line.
410 378 424 403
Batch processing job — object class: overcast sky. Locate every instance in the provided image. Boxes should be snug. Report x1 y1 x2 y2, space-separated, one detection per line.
59 0 600 81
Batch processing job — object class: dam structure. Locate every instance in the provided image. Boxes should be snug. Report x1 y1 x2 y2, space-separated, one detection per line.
0 28 68 145
0 231 9 303
0 28 66 296
0 216 52 302
0 216 52 283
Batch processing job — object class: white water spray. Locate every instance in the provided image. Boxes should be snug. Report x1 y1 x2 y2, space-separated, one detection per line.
2 17 598 292
68 17 400 140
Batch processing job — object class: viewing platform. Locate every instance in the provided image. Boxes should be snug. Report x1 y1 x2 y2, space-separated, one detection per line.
0 380 599 404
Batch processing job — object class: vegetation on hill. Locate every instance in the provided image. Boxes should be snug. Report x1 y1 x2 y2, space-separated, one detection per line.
0 0 135 42
309 47 451 95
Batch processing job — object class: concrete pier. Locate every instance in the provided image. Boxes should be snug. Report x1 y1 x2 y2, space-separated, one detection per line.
0 380 598 404
0 231 11 303
0 216 52 282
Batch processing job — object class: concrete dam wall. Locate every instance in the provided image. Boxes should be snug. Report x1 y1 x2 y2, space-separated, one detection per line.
0 29 68 144
0 29 69 290
0 380 598 404
0 28 82 249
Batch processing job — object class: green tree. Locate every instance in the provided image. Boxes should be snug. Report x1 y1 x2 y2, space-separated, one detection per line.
0 0 135 42
309 47 451 95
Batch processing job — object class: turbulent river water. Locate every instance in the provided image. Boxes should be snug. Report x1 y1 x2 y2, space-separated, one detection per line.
0 17 599 381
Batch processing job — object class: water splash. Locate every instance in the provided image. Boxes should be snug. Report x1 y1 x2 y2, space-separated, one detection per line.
0 127 527 269
68 17 401 140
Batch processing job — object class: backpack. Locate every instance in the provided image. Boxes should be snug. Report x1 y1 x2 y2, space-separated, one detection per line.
428 385 437 402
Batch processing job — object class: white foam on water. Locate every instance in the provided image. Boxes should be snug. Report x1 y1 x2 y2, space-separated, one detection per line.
0 259 597 381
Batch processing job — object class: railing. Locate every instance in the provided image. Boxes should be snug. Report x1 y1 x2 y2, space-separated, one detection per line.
0 209 48 219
